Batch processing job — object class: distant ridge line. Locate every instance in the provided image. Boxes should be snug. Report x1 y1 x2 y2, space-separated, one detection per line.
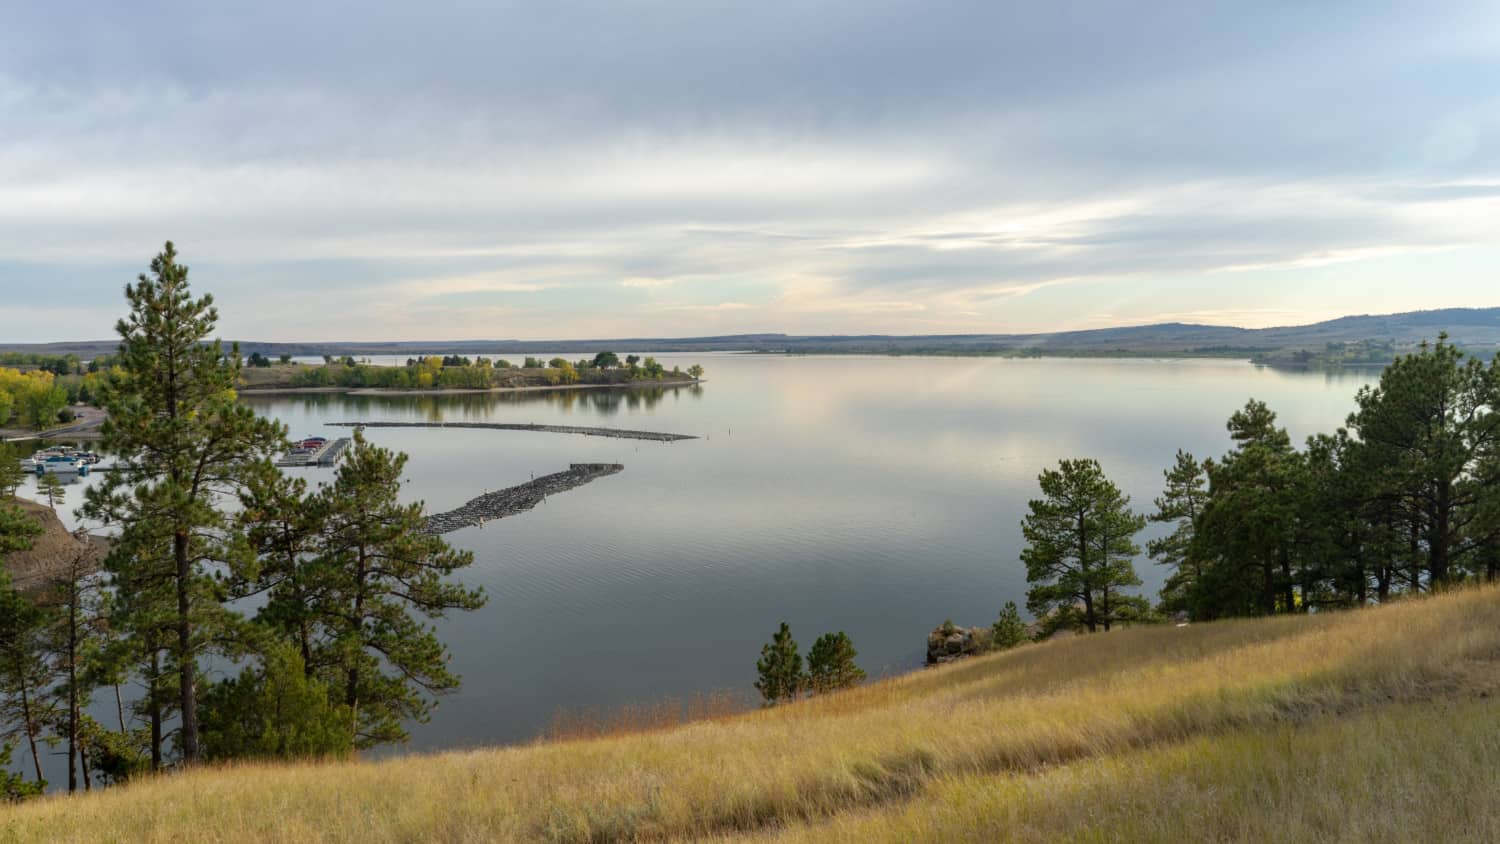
5 306 1499 357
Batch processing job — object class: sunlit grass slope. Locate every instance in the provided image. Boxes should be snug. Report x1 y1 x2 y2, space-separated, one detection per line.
5 587 1500 843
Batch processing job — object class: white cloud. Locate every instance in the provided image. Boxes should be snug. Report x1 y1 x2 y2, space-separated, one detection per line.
2 2 1500 340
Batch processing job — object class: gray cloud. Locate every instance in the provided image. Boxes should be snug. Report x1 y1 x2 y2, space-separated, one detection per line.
1 1 1498 340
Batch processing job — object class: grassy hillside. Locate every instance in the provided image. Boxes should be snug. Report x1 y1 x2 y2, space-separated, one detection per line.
4 587 1500 842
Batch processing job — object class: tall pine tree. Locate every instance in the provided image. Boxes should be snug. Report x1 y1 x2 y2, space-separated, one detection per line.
1020 458 1146 633
39 534 107 792
1147 450 1208 614
1346 336 1500 585
1192 401 1305 617
312 432 485 748
82 242 286 764
0 573 52 790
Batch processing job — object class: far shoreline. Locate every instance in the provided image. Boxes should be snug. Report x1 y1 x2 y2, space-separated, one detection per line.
238 378 703 397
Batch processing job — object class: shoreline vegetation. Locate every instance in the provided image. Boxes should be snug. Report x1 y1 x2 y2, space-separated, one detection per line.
238 378 700 396
236 352 705 394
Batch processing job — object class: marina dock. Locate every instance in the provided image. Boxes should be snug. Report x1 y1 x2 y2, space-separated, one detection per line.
275 437 350 467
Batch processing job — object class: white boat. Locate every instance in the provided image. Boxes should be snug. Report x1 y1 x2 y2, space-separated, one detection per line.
34 454 88 475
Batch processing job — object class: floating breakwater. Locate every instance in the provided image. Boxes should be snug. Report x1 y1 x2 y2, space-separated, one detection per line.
422 463 624 534
330 421 696 442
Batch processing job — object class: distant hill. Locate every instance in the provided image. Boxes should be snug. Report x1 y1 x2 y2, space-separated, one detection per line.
5 307 1499 363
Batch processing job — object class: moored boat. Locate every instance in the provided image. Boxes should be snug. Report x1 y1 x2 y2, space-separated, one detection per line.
34 454 89 475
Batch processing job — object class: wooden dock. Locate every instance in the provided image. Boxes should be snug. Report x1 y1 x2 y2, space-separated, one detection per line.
275 437 350 468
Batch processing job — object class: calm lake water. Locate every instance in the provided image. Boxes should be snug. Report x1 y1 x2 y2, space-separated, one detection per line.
27 355 1378 758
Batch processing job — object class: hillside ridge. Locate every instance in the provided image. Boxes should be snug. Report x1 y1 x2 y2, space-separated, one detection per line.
6 306 1500 358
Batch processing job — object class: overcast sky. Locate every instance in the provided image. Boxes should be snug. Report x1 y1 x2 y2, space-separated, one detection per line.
2 1 1498 342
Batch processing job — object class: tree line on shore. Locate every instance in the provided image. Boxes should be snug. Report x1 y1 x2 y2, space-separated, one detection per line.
0 243 487 799
284 351 703 390
757 335 1499 698
0 353 131 431
0 369 72 432
1020 334 1500 633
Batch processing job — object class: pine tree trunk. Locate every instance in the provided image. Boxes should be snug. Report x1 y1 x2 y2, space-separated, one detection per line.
1261 557 1276 615
1408 519 1423 593
347 544 368 744
18 673 42 785
114 684 126 733
175 530 200 763
68 590 79 794
1077 514 1094 632
300 619 313 680
1430 482 1451 584
1354 551 1367 606
148 646 162 771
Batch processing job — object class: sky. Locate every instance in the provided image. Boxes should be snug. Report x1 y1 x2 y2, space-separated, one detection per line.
1 1 1499 342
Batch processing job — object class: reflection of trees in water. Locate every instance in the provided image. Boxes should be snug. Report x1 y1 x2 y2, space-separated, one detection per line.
269 385 694 423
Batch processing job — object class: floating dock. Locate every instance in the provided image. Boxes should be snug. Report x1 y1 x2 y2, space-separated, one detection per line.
275 437 350 467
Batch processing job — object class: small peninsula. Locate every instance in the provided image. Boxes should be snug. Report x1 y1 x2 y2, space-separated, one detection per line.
235 353 705 395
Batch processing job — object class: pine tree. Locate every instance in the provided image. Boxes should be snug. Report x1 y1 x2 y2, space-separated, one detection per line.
1020 458 1147 633
236 465 330 678
39 534 107 792
0 502 42 559
1 741 43 801
36 473 64 512
754 622 802 704
991 601 1029 650
0 445 24 498
200 641 351 761
805 632 865 694
1147 450 1209 614
1346 336 1500 585
82 242 287 764
101 543 179 771
1193 401 1306 617
313 431 485 748
0 514 47 789
0 573 53 790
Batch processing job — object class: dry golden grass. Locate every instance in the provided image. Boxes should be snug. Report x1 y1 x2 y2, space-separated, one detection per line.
546 690 749 743
763 699 1500 843
4 587 1499 843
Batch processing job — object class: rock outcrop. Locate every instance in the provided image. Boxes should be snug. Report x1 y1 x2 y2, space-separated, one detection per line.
926 624 994 665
